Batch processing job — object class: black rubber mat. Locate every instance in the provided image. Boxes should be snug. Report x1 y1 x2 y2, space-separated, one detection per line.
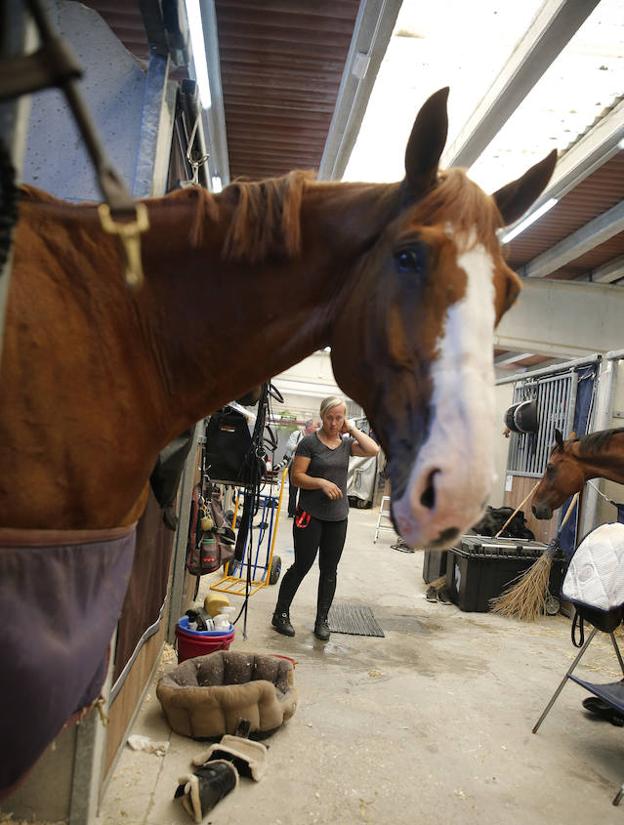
327 603 385 637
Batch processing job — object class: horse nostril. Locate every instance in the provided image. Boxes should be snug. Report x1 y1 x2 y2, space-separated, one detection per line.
420 468 440 510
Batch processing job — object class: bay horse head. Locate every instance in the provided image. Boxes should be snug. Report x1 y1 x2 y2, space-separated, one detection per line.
532 429 584 520
330 88 557 548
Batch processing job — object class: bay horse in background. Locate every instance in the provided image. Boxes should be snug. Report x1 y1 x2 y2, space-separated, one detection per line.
533 428 624 520
1 87 557 548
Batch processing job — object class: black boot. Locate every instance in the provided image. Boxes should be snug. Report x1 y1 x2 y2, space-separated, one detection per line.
272 565 302 637
314 613 330 641
272 609 295 637
314 571 336 641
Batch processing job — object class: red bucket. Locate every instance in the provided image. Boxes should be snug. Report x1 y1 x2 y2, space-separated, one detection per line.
175 619 235 663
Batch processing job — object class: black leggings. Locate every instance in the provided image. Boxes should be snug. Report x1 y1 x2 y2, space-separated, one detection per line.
276 514 348 618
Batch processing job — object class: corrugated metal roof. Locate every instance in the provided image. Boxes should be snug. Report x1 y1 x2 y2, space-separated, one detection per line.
506 151 624 269
79 1 360 180
214 0 359 179
82 1 150 61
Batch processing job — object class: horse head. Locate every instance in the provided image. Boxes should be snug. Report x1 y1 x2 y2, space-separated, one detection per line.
532 429 583 520
330 88 557 548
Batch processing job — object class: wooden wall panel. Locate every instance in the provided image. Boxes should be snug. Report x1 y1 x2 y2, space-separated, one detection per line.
103 621 166 783
504 474 558 545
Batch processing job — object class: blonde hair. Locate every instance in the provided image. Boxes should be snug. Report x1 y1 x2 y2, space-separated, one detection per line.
320 396 347 418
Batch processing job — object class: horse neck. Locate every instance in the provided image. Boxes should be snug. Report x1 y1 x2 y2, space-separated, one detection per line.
574 433 624 485
143 180 401 438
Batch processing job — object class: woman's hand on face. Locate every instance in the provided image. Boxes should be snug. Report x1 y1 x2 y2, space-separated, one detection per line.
340 418 355 436
320 479 343 500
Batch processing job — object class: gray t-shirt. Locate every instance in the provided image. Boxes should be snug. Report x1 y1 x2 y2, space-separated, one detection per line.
295 433 354 521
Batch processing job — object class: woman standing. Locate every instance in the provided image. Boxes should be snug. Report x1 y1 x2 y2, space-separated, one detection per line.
271 396 379 641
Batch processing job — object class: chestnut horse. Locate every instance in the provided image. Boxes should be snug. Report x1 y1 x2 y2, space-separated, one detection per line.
0 87 558 794
533 428 624 520
1 88 556 548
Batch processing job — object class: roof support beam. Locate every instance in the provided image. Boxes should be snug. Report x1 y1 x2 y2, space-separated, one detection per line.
535 100 624 202
444 0 600 169
318 0 402 181
495 277 624 358
199 0 229 186
132 54 174 197
495 352 535 367
588 254 624 284
522 200 624 279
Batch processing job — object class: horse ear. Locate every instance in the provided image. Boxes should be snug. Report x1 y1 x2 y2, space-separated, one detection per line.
568 430 577 441
492 150 557 227
404 87 449 195
554 429 564 449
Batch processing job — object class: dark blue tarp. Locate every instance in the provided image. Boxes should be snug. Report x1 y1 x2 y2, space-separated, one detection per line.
0 525 136 796
559 366 596 559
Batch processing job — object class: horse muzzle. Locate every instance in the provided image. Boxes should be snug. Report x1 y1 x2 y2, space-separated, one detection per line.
392 466 490 549
390 427 494 549
532 502 552 520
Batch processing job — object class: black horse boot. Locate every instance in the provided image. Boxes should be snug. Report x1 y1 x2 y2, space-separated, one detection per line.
272 607 295 637
175 760 238 822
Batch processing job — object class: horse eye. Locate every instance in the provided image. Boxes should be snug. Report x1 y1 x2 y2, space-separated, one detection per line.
394 246 426 275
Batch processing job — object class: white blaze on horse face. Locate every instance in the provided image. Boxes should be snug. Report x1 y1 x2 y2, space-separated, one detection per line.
393 236 497 548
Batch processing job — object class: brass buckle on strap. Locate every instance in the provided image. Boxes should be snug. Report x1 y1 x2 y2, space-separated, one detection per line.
97 203 150 290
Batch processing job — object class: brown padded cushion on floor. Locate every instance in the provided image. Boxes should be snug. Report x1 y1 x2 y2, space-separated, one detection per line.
156 651 298 738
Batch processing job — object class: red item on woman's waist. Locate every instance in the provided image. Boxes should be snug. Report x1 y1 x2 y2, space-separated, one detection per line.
295 509 311 529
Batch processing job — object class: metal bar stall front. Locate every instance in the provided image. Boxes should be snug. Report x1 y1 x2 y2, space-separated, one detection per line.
496 354 599 386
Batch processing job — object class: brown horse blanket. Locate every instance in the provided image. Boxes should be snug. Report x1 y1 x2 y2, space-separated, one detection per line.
0 524 136 796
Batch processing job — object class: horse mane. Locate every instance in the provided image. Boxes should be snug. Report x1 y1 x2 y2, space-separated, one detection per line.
18 167 498 267
409 168 503 251
185 167 500 263
220 170 312 263
577 427 624 456
181 170 311 264
18 177 311 265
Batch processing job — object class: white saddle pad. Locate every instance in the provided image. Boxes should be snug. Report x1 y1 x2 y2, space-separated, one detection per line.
562 523 624 611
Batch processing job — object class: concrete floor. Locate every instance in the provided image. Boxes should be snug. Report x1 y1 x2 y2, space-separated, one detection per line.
97 507 624 825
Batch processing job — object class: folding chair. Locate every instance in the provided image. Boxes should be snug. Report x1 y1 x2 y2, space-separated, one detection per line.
373 495 396 543
532 522 624 806
532 626 624 805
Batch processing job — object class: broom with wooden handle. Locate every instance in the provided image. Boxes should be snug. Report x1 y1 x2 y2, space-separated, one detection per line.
490 493 579 621
494 481 540 539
